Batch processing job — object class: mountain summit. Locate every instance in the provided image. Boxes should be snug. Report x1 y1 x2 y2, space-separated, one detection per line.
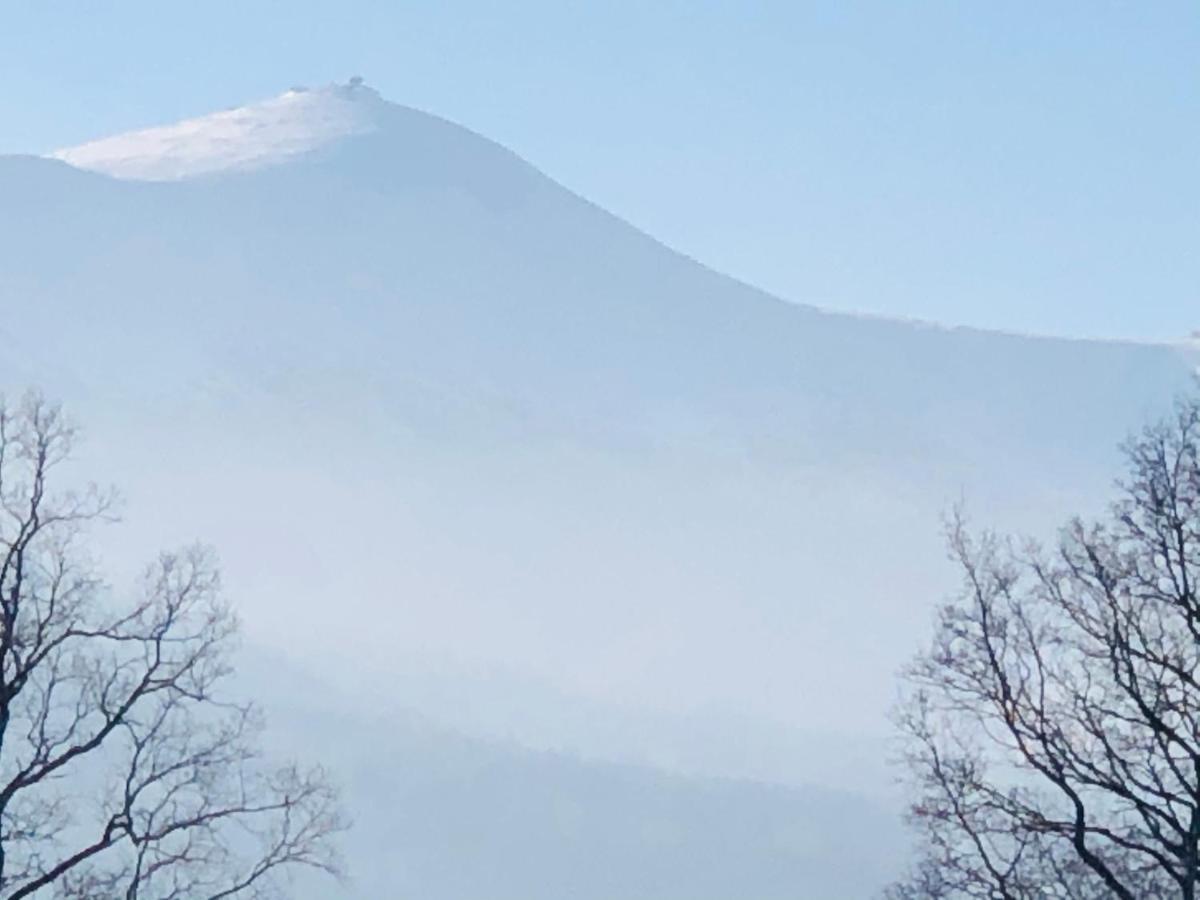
2 81 1197 898
52 80 386 181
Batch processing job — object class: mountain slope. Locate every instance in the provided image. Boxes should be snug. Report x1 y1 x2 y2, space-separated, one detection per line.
52 82 384 181
1 82 1194 896
4 79 1192 739
249 653 905 900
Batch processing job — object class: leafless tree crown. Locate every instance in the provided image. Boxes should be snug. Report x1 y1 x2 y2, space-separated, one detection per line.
0 394 344 898
889 395 1200 899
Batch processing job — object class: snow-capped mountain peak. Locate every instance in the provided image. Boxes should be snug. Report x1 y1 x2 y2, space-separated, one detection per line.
51 80 384 181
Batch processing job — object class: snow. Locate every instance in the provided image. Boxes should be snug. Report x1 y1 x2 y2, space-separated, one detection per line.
50 81 384 181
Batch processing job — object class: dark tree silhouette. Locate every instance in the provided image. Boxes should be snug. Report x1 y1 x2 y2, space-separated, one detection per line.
0 394 344 898
890 395 1200 899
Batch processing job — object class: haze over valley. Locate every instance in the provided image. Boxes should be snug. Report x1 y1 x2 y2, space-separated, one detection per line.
2 75 1195 897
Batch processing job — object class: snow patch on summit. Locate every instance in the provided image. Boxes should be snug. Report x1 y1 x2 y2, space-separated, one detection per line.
51 81 384 182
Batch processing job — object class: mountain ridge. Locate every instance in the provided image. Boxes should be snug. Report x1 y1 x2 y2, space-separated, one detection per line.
3 80 1195 897
28 82 1192 348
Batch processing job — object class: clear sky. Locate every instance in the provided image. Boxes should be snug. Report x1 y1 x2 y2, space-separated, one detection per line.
3 2 1196 341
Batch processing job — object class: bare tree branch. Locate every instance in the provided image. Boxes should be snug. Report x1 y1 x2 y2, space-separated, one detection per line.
890 395 1200 899
0 392 346 899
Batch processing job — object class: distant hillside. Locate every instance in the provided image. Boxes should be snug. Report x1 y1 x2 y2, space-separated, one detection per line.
0 82 1193 896
250 655 907 900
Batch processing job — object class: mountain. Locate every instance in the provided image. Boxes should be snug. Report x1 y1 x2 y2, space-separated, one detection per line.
249 651 906 900
52 82 384 181
2 81 1195 896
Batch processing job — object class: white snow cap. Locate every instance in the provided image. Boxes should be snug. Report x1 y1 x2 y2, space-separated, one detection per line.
51 80 385 181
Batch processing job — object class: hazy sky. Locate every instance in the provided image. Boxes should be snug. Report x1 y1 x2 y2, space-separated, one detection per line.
3 2 1196 341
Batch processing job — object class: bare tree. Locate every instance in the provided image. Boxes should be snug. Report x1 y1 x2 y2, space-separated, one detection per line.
889 395 1200 899
0 393 344 898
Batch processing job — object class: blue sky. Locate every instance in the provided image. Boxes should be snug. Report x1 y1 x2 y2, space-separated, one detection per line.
3 2 1196 341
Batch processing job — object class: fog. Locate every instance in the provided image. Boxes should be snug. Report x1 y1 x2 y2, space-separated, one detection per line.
1 84 1195 896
